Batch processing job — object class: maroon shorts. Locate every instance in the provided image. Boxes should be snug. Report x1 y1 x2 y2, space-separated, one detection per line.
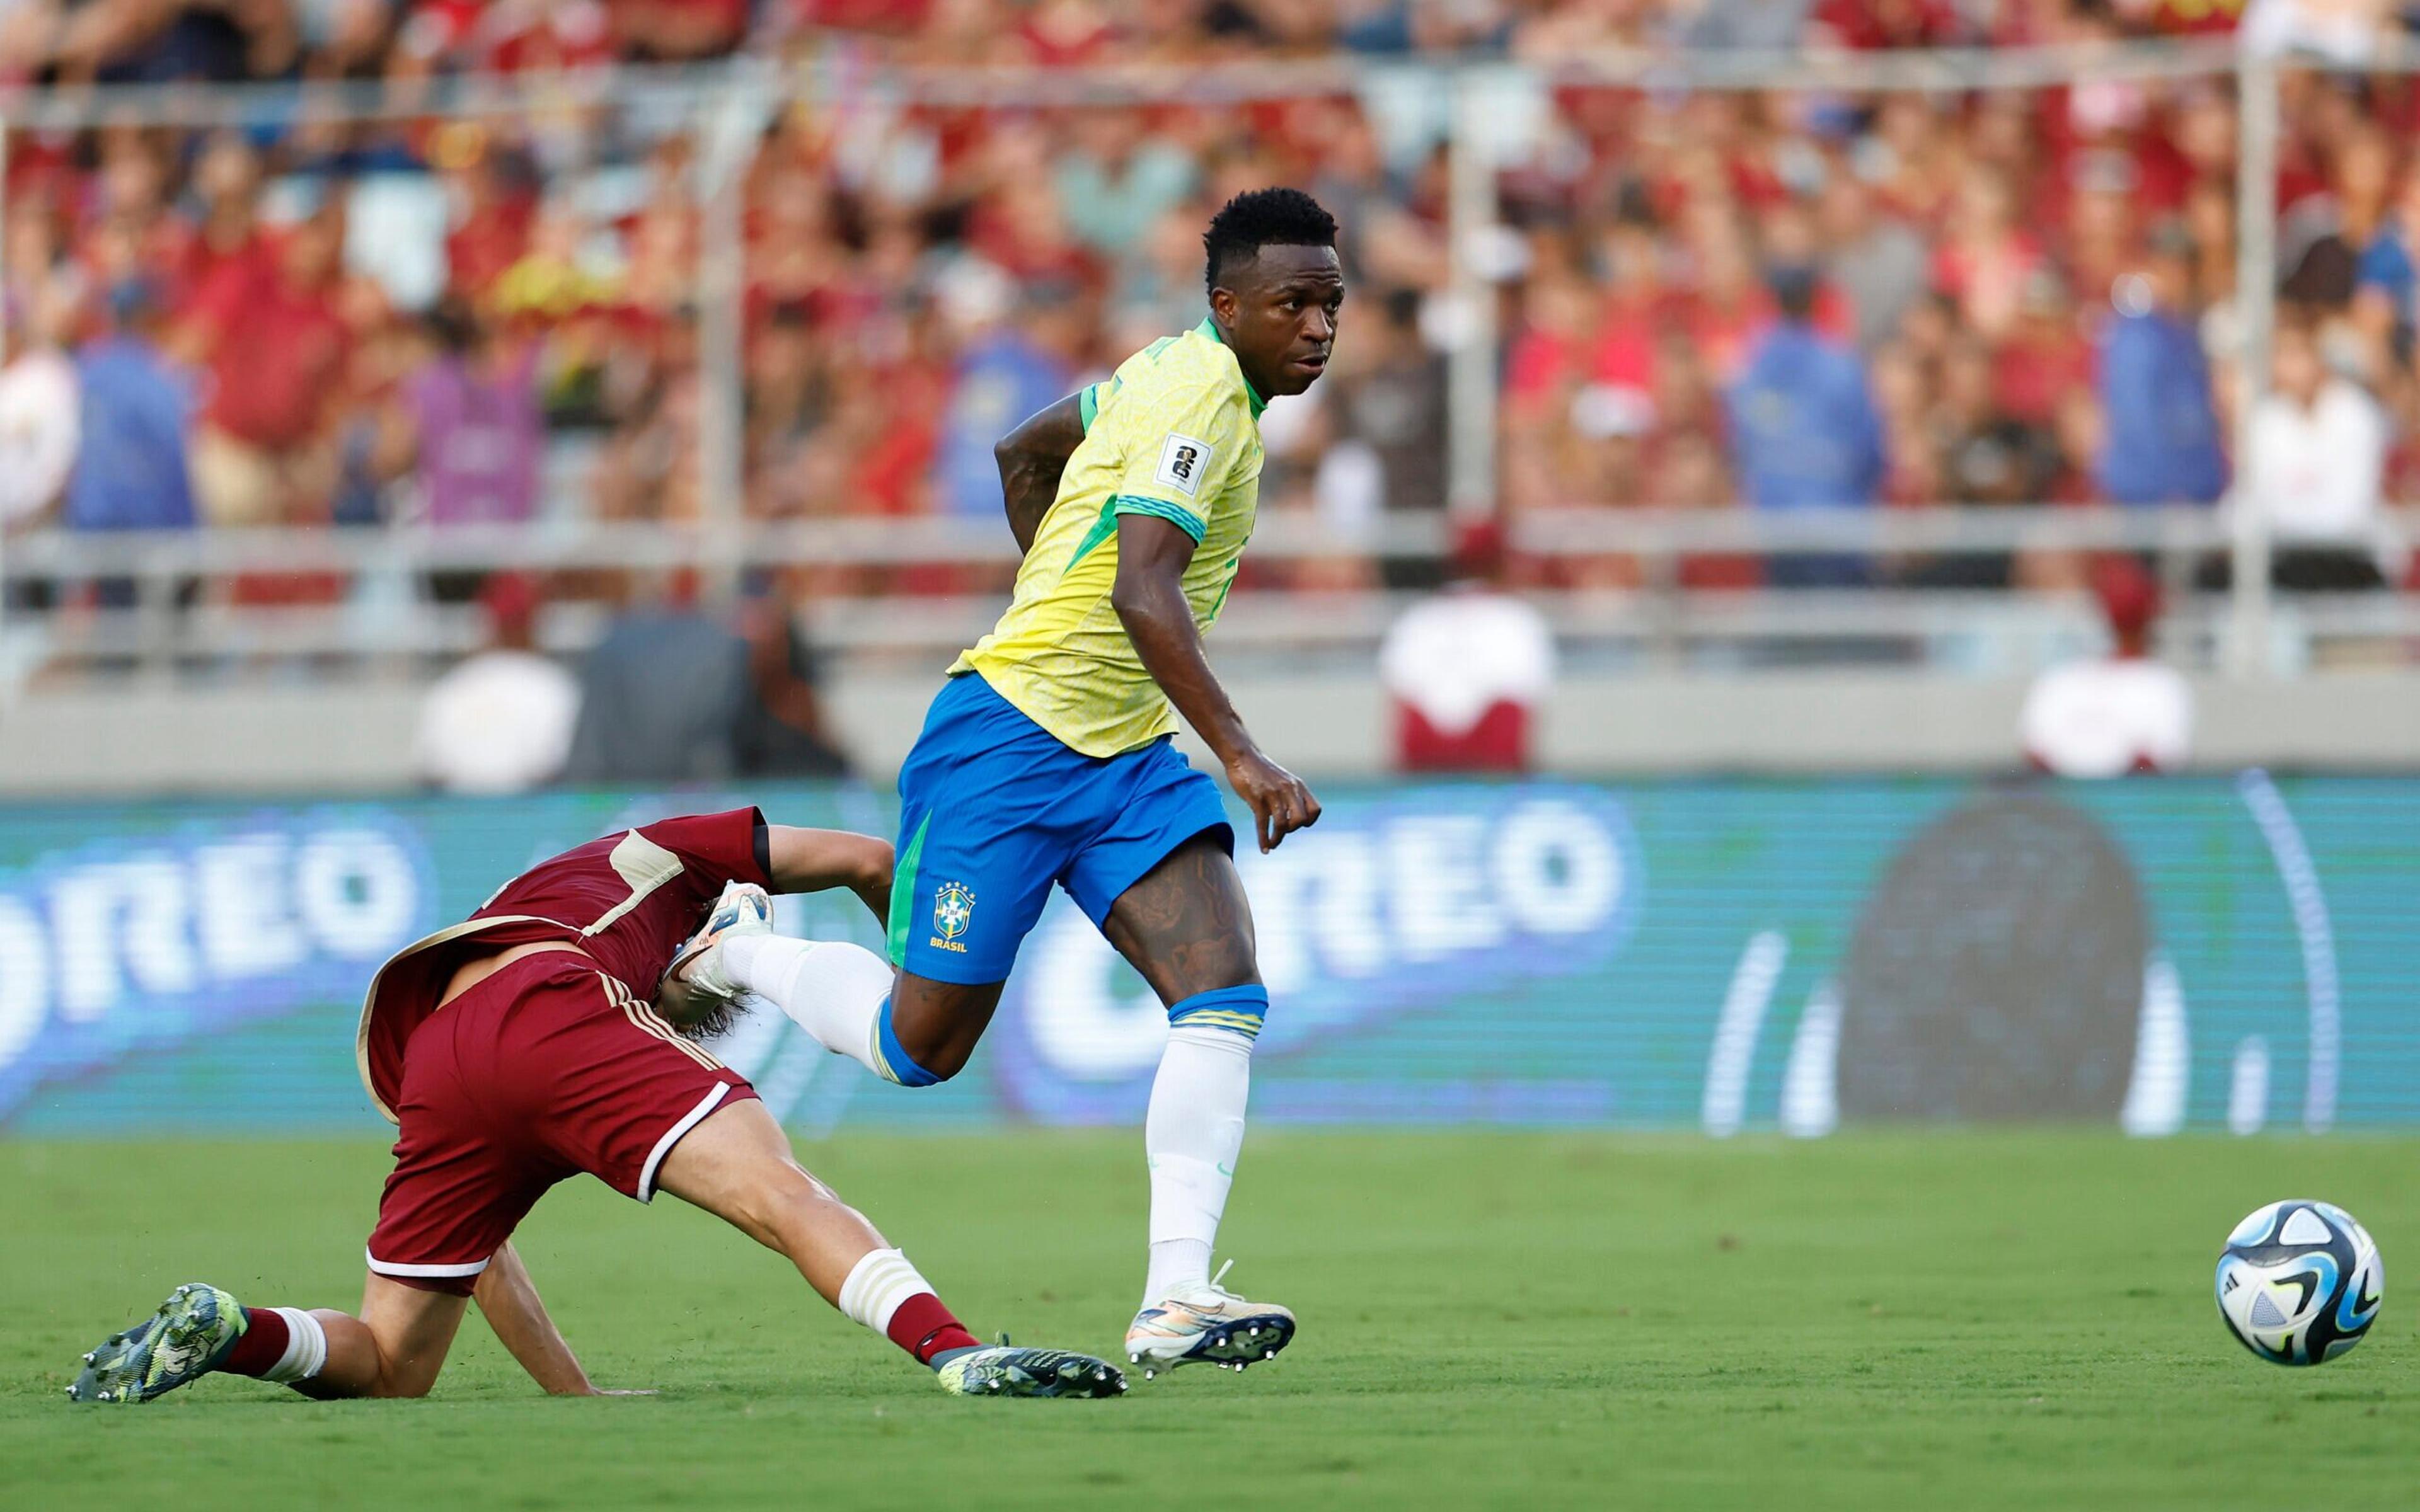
366 953 757 1295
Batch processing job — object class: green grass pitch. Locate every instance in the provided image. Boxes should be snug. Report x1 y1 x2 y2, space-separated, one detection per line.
2 1130 2413 1510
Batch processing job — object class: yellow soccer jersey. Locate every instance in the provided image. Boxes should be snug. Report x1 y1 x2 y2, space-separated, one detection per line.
954 317 1267 757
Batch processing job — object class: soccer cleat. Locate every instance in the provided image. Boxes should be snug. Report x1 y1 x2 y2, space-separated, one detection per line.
662 881 775 1002
935 1338 1127 1399
1124 1260 1297 1380
66 1283 246 1404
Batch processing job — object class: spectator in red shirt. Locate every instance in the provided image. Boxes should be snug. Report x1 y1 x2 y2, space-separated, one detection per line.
188 203 352 527
1993 269 2095 428
159 134 274 323
1932 169 2045 343
441 139 539 301
1814 0 1968 48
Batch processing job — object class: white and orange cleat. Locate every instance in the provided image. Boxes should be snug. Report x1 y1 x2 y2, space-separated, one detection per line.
1124 1261 1296 1380
662 881 774 1002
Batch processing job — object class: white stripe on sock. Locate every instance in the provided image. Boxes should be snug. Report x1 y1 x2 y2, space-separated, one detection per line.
260 1307 328 1383
836 1247 932 1337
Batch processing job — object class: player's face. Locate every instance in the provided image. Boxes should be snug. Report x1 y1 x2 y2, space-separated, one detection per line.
1214 244 1345 398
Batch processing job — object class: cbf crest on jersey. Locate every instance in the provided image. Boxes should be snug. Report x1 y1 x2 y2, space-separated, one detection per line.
930 881 977 954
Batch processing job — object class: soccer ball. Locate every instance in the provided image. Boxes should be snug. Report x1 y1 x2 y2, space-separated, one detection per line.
2215 1200 2383 1366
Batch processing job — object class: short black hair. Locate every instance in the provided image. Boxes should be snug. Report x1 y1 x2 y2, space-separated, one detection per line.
1766 263 1819 322
1203 187 1338 295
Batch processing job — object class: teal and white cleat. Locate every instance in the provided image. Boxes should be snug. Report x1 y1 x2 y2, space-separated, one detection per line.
67 1283 246 1404
935 1340 1127 1399
1125 1261 1297 1380
663 881 775 1002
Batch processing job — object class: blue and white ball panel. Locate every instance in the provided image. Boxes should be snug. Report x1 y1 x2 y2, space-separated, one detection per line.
2215 1199 2383 1367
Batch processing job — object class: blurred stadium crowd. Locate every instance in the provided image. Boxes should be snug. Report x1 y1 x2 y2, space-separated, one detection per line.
0 0 2416 613
0 2 2368 86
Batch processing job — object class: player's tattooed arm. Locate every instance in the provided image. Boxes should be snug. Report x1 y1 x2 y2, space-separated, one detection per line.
474 1242 609 1396
1111 514 1321 853
994 392 1087 554
764 825 893 929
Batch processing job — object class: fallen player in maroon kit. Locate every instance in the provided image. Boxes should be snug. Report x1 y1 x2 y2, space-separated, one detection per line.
67 807 1124 1403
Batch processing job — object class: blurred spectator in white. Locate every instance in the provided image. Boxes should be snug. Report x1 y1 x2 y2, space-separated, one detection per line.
405 297 543 527
1726 262 1885 587
413 572 580 794
2021 559 2192 779
2240 0 2394 63
1675 0 1819 49
0 285 79 530
2094 221 2227 510
2242 319 2390 591
1379 523 1556 774
1821 169 1928 355
65 280 195 535
296 0 396 79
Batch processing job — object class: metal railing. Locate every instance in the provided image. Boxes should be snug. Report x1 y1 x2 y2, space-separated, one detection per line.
9 507 2414 676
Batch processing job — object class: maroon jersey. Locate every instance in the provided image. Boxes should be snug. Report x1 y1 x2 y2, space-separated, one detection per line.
355 808 771 1123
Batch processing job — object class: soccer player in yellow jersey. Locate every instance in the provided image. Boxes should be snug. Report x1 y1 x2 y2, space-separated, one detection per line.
671 190 1342 1378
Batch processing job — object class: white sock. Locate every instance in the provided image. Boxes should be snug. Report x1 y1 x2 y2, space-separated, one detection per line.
1142 1024 1253 1306
722 935 891 1078
837 1247 930 1336
260 1307 328 1384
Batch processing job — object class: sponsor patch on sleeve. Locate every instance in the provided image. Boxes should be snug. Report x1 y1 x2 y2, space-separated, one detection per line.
1155 432 1213 497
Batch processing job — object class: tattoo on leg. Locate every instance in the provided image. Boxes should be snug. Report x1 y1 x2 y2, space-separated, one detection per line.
1103 835 1260 1007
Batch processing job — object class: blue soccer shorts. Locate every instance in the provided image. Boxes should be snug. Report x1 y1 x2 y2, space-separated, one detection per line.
888 672 1233 985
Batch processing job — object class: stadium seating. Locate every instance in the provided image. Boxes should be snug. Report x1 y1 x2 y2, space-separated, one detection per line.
2 3 2418 697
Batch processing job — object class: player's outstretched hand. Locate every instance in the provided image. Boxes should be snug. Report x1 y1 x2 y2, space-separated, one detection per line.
1226 749 1322 853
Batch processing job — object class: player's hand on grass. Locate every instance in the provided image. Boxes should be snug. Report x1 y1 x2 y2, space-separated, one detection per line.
1226 748 1322 852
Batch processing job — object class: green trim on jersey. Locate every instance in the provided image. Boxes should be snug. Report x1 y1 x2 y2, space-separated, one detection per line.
1193 317 1269 418
1064 499 1121 575
1064 493 1209 581
1112 493 1208 543
952 315 1266 758
887 813 930 967
1077 375 1126 433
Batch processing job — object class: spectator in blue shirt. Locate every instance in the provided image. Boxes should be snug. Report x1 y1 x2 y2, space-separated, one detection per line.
2351 165 2420 372
2094 227 2227 507
1726 264 1886 586
67 280 196 534
933 274 1080 529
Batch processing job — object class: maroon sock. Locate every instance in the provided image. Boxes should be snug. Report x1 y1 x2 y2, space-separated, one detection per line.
217 1307 290 1377
885 1292 979 1366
